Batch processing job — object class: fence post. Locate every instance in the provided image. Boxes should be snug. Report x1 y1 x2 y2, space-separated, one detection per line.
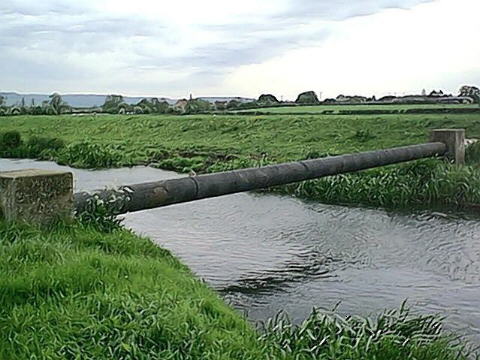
430 129 465 164
0 169 73 224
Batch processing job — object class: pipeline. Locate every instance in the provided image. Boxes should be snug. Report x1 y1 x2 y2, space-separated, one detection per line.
74 142 446 215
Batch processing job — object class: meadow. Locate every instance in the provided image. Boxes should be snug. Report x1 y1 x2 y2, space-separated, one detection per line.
235 103 479 115
1 112 480 209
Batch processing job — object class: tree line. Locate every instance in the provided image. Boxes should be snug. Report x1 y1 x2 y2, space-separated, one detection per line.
1 86 479 116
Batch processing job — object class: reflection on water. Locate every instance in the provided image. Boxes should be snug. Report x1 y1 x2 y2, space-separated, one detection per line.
2 158 480 341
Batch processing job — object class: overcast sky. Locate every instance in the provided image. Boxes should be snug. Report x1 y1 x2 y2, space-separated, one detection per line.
1 0 479 99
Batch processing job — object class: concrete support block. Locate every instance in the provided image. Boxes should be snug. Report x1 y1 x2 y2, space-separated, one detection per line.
430 129 465 164
0 169 73 224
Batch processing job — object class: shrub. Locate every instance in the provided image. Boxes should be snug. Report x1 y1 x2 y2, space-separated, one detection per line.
76 192 127 232
0 130 22 149
57 141 124 168
26 136 65 156
466 141 480 165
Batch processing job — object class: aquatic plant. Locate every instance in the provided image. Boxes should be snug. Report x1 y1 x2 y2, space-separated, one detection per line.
57 141 124 168
260 303 471 359
277 159 480 209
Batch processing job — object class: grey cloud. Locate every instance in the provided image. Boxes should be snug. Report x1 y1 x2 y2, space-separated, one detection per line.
0 12 167 56
0 0 438 93
167 29 330 70
0 0 92 16
280 0 437 21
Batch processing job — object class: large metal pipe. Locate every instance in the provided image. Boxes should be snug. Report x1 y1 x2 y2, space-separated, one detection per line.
74 142 446 215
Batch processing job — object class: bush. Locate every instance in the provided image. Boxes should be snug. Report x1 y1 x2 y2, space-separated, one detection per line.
26 136 65 156
76 192 127 232
466 141 480 165
0 130 22 149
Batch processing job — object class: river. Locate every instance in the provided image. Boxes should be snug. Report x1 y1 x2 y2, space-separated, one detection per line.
2 158 480 342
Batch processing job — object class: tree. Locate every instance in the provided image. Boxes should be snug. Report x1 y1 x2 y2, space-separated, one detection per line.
226 99 241 110
0 95 5 106
459 85 480 98
137 98 153 114
185 98 212 114
151 98 170 113
102 94 125 113
214 101 227 111
258 94 279 105
49 93 70 114
295 91 320 104
137 98 170 114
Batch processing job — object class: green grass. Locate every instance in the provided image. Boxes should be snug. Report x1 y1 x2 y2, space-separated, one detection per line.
0 221 265 359
236 103 478 114
2 113 480 209
0 220 472 359
2 113 480 161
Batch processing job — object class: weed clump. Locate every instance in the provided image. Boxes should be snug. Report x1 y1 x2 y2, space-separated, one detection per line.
27 136 65 156
279 159 480 209
57 141 124 168
0 131 65 158
260 304 470 359
0 130 22 149
466 141 480 165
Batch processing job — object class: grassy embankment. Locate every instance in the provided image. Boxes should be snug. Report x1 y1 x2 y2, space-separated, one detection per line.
0 220 473 359
1 113 480 209
236 103 479 114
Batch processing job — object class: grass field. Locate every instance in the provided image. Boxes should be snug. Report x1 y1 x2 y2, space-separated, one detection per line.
1 113 480 209
236 103 478 114
1 113 480 162
0 220 473 359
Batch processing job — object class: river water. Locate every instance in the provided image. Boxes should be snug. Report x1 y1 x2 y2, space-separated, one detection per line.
2 158 480 342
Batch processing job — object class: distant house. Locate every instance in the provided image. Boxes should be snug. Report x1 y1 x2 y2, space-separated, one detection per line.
174 99 188 112
428 90 446 97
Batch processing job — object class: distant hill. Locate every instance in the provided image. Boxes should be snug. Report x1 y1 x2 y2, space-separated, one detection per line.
0 92 255 108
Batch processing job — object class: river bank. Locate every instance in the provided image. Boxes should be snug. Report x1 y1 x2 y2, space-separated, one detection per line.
0 219 473 359
1 113 480 210
1 157 479 358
